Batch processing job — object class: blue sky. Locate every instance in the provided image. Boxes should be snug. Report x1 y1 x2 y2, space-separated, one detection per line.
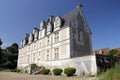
0 0 120 50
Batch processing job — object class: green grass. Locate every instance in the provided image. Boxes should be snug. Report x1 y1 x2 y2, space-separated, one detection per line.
99 64 120 80
0 68 11 72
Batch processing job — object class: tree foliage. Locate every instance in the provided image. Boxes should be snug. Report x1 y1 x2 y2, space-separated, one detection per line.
0 39 2 46
0 41 19 69
107 49 119 57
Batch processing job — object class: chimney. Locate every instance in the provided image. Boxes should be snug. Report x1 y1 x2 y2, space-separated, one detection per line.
76 3 83 8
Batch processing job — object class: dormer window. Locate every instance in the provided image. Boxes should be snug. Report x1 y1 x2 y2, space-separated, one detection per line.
47 22 52 33
40 20 45 29
32 28 39 41
54 16 62 29
29 33 34 43
23 38 26 46
20 40 23 48
34 31 38 40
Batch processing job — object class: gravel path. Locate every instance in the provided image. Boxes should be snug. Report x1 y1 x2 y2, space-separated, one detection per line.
0 72 98 80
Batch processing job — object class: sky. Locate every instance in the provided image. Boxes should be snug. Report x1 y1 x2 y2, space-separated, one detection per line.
0 0 120 50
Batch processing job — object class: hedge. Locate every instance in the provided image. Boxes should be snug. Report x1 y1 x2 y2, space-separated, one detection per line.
30 64 37 71
64 67 76 76
53 68 63 75
42 68 50 75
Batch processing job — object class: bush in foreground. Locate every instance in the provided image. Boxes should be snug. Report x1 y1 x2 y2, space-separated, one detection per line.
53 68 63 76
64 67 76 76
42 68 50 75
30 64 37 71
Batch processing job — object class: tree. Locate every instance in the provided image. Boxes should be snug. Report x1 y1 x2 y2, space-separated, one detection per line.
107 49 119 67
0 42 19 69
0 39 2 46
6 43 18 54
107 49 119 57
0 39 3 65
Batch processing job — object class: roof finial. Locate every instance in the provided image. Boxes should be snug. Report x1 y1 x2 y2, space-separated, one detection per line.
76 3 83 8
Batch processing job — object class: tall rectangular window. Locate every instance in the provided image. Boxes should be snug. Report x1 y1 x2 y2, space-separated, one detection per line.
33 53 35 63
78 31 84 46
46 50 49 60
39 52 40 60
27 55 30 63
54 32 59 43
47 36 50 46
39 42 41 48
80 31 84 45
54 48 59 60
40 31 42 38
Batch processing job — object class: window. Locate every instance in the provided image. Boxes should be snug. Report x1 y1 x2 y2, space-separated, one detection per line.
39 31 42 39
39 42 41 48
46 50 49 60
78 31 84 45
47 23 51 33
27 55 30 63
34 44 36 50
33 53 35 62
54 32 59 43
47 36 50 46
84 23 89 32
38 52 40 60
54 16 62 28
39 52 41 56
54 48 59 60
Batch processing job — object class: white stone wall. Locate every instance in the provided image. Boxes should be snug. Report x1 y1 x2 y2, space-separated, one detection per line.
40 55 97 75
17 27 71 69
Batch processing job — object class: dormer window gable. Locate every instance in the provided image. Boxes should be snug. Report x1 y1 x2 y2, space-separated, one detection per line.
40 20 46 30
47 22 52 33
28 33 34 43
54 16 62 29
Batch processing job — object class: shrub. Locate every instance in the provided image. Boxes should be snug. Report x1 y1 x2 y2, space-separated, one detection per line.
42 68 50 75
30 64 37 71
64 67 76 76
53 68 63 76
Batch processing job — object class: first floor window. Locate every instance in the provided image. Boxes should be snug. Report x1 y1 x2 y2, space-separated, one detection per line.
38 52 40 60
46 50 49 60
33 53 35 62
47 36 50 46
27 55 30 63
54 48 59 59
54 32 59 43
39 42 41 48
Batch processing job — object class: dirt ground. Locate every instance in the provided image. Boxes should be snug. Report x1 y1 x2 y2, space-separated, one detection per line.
0 72 98 80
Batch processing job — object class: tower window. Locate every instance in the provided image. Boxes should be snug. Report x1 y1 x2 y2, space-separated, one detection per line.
78 31 84 45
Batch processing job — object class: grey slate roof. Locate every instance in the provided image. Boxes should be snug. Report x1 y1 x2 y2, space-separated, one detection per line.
62 6 81 26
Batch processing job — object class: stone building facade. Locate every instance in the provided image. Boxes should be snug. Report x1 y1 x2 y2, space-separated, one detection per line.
17 4 97 75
